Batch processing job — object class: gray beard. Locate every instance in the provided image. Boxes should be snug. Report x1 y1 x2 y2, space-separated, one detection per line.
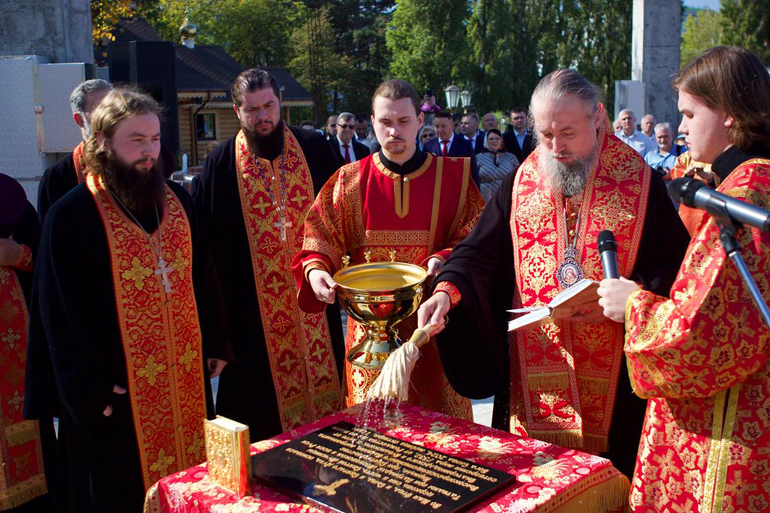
539 147 595 197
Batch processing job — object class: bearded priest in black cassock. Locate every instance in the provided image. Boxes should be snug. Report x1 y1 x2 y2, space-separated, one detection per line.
24 89 230 512
192 69 344 442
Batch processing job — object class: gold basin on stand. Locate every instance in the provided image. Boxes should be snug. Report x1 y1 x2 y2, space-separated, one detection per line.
333 261 427 370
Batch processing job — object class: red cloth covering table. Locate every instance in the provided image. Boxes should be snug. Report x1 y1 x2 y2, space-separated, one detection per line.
144 402 629 512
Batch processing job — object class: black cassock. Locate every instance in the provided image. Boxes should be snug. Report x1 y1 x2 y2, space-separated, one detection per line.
37 152 78 223
192 125 345 442
24 181 229 513
434 170 690 479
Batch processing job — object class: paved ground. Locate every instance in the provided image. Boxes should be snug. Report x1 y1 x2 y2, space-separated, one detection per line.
471 396 494 427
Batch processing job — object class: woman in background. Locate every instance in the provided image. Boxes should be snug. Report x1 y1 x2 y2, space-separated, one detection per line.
476 129 519 202
418 125 437 150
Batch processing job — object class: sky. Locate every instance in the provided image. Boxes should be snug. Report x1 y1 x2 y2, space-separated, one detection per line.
683 0 720 10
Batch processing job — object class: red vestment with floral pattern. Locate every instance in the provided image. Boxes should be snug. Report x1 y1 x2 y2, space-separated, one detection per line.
234 128 342 431
293 152 484 419
0 248 47 509
73 141 87 183
508 124 649 454
87 173 207 490
625 158 770 512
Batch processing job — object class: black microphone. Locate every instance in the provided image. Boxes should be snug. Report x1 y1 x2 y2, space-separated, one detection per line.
597 230 619 279
669 177 770 233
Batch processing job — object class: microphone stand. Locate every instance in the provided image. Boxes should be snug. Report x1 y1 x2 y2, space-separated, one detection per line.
715 218 770 331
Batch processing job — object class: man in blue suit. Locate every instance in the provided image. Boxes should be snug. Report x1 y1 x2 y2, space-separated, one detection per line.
460 113 485 154
424 111 479 186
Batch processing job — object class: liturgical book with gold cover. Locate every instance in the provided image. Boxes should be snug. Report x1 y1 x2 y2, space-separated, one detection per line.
204 416 252 497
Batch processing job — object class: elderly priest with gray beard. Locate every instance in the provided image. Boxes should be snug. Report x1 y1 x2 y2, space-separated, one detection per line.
418 69 690 479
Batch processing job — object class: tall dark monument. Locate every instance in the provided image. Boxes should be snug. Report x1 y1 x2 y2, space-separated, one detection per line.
109 41 180 157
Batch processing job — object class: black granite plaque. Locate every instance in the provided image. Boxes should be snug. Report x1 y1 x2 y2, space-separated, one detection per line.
251 422 515 512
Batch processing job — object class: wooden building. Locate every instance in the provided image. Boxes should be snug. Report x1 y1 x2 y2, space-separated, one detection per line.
109 18 313 166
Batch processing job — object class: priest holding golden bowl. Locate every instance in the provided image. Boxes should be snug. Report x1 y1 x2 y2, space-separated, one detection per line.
292 79 485 418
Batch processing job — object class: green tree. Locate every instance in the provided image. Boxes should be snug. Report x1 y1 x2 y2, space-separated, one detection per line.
466 0 516 113
146 0 298 67
466 0 632 114
570 0 632 110
681 9 723 67
720 0 770 64
288 5 350 123
324 1 395 114
387 0 472 99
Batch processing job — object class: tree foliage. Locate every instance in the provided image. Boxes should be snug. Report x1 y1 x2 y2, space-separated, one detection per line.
720 0 770 64
387 0 471 97
324 1 394 114
146 0 298 67
462 0 631 113
91 0 137 42
117 0 770 123
288 5 350 122
681 9 723 67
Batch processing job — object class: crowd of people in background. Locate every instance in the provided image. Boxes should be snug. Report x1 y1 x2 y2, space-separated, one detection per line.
301 100 687 206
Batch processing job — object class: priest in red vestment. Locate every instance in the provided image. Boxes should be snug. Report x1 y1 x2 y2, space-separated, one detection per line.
192 69 344 441
599 46 770 511
25 89 230 512
292 79 485 419
418 69 690 479
0 174 51 511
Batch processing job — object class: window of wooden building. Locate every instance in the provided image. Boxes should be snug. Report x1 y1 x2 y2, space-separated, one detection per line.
196 113 216 140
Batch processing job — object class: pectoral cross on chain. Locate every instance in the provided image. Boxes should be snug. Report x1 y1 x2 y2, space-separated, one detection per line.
274 214 293 242
155 257 174 293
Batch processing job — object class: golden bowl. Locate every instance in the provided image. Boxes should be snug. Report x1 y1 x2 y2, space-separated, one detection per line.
333 262 427 369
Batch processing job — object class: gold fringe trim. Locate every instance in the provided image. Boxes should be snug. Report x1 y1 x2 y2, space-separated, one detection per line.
552 473 631 513
527 372 570 391
5 421 40 447
712 383 740 513
582 433 609 455
702 389 727 513
576 375 609 396
529 429 584 449
0 475 47 511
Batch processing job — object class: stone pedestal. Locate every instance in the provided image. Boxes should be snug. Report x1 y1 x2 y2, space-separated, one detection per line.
632 0 681 128
0 0 93 63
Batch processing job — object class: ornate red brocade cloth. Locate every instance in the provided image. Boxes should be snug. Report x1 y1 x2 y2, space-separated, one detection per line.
144 403 630 512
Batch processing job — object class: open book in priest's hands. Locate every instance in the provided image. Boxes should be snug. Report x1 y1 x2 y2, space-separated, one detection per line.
507 279 600 331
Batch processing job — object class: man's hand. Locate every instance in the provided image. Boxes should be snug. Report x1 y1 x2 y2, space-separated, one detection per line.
102 384 127 417
308 269 338 304
597 277 641 323
0 239 21 266
564 300 607 324
207 358 228 378
417 292 450 336
426 257 443 276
